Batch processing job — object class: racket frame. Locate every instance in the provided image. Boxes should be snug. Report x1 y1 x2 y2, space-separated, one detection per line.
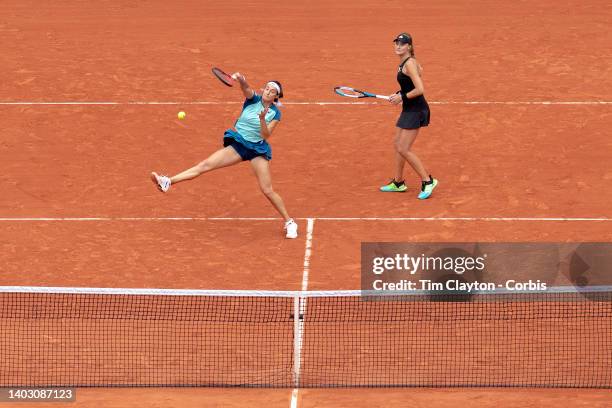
334 86 389 100
212 67 234 87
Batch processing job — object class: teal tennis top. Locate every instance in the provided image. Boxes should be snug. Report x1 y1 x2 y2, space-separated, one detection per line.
234 94 282 143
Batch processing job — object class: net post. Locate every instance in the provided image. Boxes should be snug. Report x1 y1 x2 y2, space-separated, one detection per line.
292 294 302 387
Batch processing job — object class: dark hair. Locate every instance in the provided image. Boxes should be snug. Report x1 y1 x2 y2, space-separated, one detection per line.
270 80 283 101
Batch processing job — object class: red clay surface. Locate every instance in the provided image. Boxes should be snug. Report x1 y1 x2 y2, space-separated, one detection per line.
309 221 612 290
2 0 612 102
3 104 611 218
9 388 612 408
2 0 612 406
298 389 612 408
0 220 303 289
11 389 293 408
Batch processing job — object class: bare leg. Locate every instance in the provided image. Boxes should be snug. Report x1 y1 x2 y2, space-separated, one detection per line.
394 129 406 182
170 146 242 185
395 128 429 181
250 156 291 221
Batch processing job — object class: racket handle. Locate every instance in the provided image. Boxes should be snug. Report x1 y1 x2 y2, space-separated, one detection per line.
376 95 390 100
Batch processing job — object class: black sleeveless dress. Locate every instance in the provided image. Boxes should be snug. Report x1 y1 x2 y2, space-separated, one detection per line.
396 57 430 129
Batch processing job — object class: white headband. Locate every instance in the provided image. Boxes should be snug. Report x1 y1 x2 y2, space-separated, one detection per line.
266 81 281 95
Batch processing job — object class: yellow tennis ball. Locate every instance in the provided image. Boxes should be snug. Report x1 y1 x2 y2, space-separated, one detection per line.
177 111 186 120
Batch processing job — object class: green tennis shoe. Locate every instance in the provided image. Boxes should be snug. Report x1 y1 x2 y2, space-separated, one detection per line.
380 180 407 192
418 177 438 199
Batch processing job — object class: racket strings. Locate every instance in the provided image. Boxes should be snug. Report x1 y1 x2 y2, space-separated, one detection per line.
212 67 233 87
335 87 365 98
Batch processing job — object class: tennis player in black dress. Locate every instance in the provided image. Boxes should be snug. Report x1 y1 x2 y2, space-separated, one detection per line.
380 33 438 199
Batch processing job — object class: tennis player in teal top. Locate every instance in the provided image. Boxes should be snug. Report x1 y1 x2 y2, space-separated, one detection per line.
151 73 298 239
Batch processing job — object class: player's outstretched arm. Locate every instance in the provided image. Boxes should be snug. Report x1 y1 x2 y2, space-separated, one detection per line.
231 72 255 99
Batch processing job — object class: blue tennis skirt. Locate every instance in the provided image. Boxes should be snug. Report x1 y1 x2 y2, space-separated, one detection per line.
223 129 272 161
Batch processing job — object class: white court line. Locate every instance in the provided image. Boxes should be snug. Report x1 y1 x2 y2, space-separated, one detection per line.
1 101 612 106
0 101 369 106
290 389 299 408
0 217 610 222
3 285 610 296
291 218 315 407
313 217 612 222
430 101 612 105
301 218 316 292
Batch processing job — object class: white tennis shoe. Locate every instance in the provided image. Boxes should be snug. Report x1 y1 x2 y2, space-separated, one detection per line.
151 172 171 193
284 219 298 239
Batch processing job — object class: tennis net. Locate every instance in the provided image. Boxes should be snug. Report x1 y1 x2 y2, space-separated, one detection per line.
1 286 611 388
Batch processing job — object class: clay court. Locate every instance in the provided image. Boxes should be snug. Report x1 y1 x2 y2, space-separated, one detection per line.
1 0 612 406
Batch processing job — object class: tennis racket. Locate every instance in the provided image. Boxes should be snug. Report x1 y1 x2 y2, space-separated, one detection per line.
334 86 390 100
212 67 235 87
